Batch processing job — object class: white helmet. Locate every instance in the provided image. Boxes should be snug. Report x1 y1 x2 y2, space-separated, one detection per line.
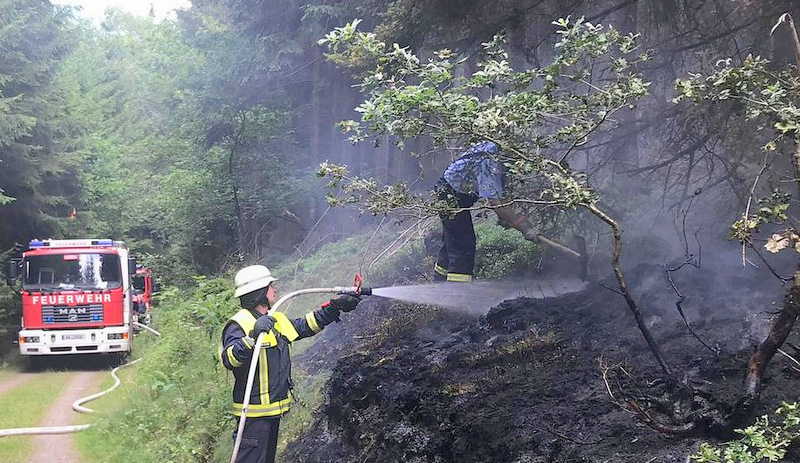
234 265 277 298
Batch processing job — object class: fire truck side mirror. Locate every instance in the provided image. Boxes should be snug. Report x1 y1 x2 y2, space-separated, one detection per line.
5 258 21 286
128 257 137 276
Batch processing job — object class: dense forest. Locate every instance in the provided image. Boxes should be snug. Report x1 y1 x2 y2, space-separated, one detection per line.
0 0 796 273
0 0 795 280
1 0 800 461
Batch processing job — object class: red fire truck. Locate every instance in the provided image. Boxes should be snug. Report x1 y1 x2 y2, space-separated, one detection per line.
6 239 137 357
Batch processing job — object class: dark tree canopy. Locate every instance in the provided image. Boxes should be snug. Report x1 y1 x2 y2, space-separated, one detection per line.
0 0 80 248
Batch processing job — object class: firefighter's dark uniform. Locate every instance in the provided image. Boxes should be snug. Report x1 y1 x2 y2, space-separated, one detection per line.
435 141 505 282
220 306 339 463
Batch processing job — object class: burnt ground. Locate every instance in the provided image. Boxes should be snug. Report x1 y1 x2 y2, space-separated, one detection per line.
286 264 800 463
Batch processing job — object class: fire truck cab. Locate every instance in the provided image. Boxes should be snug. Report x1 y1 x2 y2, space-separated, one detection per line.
6 239 137 357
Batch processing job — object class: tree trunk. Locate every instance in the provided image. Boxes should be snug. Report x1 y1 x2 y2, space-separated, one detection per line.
229 112 248 256
736 11 800 415
745 268 800 398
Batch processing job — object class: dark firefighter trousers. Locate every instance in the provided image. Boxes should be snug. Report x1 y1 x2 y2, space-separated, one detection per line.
435 179 479 281
233 416 281 463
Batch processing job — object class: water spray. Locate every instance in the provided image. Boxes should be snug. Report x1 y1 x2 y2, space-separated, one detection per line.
230 274 371 463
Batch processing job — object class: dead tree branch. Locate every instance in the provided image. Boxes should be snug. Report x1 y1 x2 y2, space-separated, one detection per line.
587 204 672 376
665 259 720 355
745 269 800 399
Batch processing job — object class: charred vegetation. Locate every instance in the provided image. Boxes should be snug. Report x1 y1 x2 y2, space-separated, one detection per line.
286 261 800 462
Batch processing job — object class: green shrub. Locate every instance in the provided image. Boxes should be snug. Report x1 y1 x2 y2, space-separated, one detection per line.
691 402 800 463
0 284 20 359
474 221 543 279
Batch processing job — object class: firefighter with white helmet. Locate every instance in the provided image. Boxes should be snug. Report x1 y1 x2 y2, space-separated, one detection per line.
220 264 360 463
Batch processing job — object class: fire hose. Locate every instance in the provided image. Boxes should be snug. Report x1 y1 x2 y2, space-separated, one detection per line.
0 321 160 438
229 276 371 463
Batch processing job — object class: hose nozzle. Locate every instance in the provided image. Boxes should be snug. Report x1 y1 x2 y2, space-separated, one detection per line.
312 275 371 297
348 273 371 296
333 286 371 296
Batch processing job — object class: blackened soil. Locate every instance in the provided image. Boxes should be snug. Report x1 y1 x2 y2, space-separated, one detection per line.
286 270 800 463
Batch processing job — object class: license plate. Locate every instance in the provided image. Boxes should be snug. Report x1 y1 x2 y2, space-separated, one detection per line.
62 334 85 340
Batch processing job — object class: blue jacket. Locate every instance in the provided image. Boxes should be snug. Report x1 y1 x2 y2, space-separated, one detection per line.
443 141 504 200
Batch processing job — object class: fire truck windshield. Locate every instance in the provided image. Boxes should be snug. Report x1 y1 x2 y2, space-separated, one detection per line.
22 253 122 291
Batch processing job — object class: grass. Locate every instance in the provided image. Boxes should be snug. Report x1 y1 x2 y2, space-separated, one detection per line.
75 287 234 463
0 371 75 462
75 357 231 463
0 365 15 383
72 361 140 424
276 369 332 453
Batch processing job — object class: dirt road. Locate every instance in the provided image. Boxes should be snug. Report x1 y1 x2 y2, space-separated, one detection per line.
0 368 106 463
25 370 104 463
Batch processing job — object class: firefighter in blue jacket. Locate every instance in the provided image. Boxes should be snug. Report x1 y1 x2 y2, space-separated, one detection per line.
220 264 360 463
434 141 538 282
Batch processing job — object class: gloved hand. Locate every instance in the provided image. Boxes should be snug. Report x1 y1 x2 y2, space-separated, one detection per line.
327 294 361 312
250 315 276 338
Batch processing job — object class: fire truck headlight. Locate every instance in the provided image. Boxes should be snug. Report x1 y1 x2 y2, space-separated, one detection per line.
108 333 125 340
20 336 40 344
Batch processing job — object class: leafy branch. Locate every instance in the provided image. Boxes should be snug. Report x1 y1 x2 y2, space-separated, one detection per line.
692 402 800 463
320 16 673 375
674 12 800 407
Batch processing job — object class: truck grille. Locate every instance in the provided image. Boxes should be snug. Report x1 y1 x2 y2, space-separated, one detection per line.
42 305 104 324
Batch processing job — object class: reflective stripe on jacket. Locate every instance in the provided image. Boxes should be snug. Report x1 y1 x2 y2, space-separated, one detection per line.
219 306 337 418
